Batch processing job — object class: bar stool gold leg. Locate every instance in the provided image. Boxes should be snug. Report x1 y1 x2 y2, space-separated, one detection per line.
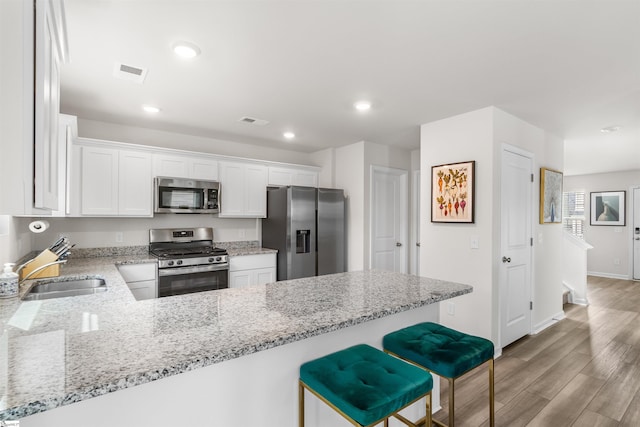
426 391 433 427
449 378 455 427
299 381 305 427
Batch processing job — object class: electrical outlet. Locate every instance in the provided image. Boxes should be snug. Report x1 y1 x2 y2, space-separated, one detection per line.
447 302 455 316
115 232 123 243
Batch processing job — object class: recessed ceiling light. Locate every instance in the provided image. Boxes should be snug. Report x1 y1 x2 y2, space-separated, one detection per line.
354 101 371 111
142 105 161 113
172 41 201 59
283 132 295 140
600 125 621 133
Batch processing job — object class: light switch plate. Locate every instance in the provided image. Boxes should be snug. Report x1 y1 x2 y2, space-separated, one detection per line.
470 236 479 249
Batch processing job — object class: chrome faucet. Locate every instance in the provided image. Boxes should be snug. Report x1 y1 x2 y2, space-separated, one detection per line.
18 260 67 284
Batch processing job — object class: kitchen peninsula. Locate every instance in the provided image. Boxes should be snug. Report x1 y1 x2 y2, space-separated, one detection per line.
1 254 472 427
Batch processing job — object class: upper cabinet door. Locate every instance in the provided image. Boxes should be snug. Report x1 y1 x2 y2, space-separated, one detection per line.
81 146 119 216
33 0 68 210
244 164 268 217
153 154 189 178
119 150 152 216
218 162 245 217
153 153 218 180
267 166 318 188
219 161 267 218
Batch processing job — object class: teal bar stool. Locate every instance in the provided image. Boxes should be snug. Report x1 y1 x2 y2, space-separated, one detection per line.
299 344 433 427
383 322 494 427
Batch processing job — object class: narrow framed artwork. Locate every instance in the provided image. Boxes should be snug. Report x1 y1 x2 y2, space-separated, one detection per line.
431 160 474 223
590 191 626 226
540 168 563 224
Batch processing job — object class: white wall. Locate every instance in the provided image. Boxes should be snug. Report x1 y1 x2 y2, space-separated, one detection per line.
421 107 495 341
334 142 365 270
0 217 32 264
420 106 564 347
77 119 313 166
30 216 259 250
333 141 413 271
309 147 334 188
564 170 640 279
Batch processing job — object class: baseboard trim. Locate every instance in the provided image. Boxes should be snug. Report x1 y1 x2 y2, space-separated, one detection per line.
532 311 565 334
587 271 631 280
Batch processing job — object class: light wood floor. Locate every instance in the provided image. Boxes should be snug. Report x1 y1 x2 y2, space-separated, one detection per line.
432 276 640 427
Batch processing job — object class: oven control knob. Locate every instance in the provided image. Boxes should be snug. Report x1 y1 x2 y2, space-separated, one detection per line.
216 256 222 262
167 261 174 266
208 258 214 263
176 260 183 265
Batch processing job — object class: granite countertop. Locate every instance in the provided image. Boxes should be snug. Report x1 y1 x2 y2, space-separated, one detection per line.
226 247 278 257
0 255 471 421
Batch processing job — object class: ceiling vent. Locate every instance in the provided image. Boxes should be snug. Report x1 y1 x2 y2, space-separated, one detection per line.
238 116 269 126
113 62 148 84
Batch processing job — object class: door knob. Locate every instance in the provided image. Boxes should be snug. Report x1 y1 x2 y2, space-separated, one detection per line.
502 256 511 263
396 242 402 247
416 242 421 247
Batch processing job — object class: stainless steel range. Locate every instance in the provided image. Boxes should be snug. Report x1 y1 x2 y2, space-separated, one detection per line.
149 227 228 297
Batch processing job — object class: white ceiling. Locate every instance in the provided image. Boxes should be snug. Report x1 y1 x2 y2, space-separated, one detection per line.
60 0 640 176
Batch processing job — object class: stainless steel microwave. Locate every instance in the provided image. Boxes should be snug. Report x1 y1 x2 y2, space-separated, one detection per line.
154 177 220 214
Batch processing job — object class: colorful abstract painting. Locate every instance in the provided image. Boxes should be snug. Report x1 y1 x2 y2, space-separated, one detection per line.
431 160 475 223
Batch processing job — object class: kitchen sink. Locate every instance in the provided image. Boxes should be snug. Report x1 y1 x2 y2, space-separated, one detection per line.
23 277 107 301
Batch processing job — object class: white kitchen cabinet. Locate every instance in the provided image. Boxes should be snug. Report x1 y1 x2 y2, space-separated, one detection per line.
33 0 68 211
118 263 157 300
218 161 267 218
268 166 319 188
119 150 153 216
153 153 218 181
0 0 68 215
79 143 153 217
81 146 119 215
228 253 277 288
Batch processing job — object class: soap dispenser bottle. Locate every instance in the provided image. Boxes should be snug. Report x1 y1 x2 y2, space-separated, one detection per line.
0 263 19 298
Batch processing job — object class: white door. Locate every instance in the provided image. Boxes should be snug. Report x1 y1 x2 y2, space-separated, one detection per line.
500 146 533 347
371 166 408 273
633 187 640 280
411 170 421 276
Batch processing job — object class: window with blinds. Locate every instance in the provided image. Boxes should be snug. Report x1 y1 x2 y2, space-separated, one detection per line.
563 191 585 239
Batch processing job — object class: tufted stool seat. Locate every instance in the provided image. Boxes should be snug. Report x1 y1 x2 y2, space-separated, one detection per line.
383 322 494 427
299 344 433 427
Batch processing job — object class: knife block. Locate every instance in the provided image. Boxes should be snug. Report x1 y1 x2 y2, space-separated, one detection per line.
19 249 60 280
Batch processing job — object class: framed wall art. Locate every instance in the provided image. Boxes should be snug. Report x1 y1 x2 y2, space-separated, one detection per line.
431 160 474 223
590 191 625 226
540 168 563 224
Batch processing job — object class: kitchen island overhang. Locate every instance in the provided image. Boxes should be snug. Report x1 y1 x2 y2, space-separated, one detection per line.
2 265 473 426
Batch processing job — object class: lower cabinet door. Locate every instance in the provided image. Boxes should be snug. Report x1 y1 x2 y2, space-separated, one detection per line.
254 267 276 286
229 271 252 289
127 279 157 300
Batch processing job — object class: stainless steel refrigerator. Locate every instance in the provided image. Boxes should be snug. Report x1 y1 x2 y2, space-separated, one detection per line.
262 186 346 281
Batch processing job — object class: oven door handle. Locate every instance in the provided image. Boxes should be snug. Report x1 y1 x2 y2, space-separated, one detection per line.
158 264 229 277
